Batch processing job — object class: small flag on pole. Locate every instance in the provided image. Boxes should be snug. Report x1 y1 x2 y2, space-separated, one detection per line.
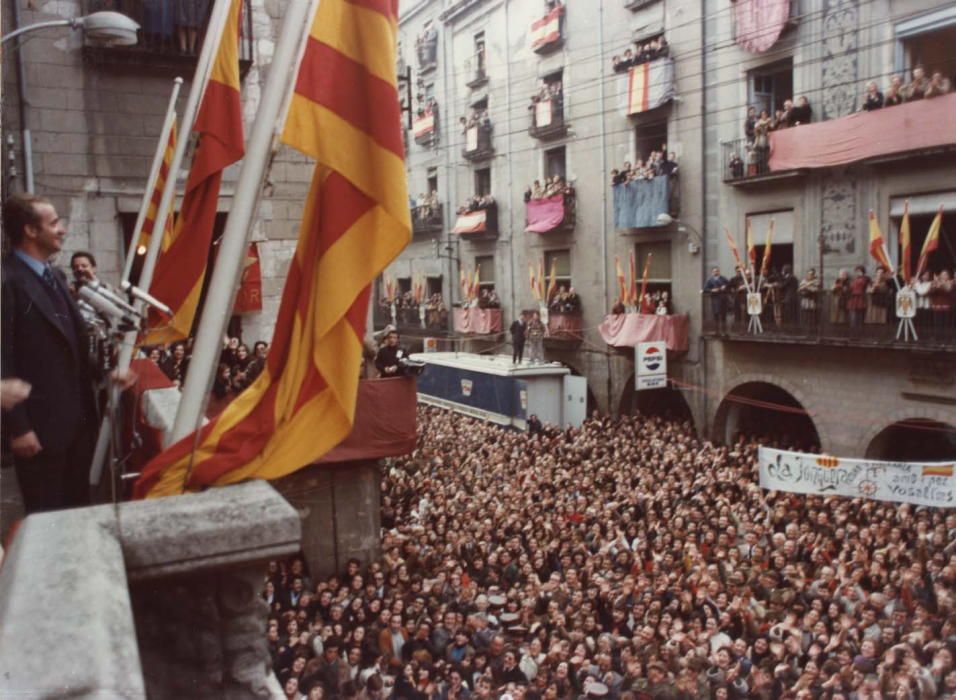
135 119 178 256
916 205 944 279
868 210 894 272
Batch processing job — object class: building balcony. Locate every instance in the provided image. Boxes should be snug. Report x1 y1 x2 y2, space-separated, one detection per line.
465 56 488 89
417 36 439 73
530 5 565 55
462 124 494 162
374 302 450 335
82 0 254 77
413 108 439 146
411 203 443 236
701 291 956 352
452 201 498 239
625 0 659 10
545 311 583 346
529 97 568 140
611 175 676 230
723 93 956 185
525 192 575 234
453 307 502 335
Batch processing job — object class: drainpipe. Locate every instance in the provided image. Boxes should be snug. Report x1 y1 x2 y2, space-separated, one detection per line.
504 0 517 319
10 0 35 193
699 0 709 436
598 0 612 414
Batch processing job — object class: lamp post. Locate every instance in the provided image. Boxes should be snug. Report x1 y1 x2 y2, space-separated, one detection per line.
2 11 140 46
656 213 702 255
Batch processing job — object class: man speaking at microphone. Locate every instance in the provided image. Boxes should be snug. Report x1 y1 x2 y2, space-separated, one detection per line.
1 194 99 513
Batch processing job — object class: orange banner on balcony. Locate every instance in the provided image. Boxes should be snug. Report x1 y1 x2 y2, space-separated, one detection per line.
453 209 487 234
530 5 563 50
768 93 956 171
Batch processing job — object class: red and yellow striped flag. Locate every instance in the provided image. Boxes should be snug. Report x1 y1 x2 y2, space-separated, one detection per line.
135 0 409 498
900 200 912 284
760 219 774 279
746 218 756 266
868 210 894 272
639 253 652 310
546 257 558 302
628 250 638 306
615 256 626 305
537 259 546 300
916 205 943 279
135 119 178 256
143 0 245 345
723 227 744 271
529 263 539 301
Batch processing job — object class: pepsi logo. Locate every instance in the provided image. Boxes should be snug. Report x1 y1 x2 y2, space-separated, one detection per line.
642 346 663 371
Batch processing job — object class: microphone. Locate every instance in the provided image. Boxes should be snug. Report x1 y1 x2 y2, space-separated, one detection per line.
77 285 140 330
120 280 173 317
85 279 141 318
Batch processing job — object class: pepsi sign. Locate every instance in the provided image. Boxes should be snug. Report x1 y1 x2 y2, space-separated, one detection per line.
636 341 667 391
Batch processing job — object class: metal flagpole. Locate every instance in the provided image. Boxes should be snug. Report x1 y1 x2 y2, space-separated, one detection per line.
168 0 316 449
88 0 236 490
121 77 183 286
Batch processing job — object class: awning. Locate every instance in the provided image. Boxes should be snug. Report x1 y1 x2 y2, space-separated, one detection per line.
453 209 487 234
768 93 956 171
525 194 567 233
622 57 674 116
530 5 563 50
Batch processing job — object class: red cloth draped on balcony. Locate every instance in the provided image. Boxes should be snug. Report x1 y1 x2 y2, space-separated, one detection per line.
768 93 956 171
317 378 417 463
548 313 582 338
453 209 488 234
526 194 567 233
454 307 502 334
599 313 689 351
734 0 791 54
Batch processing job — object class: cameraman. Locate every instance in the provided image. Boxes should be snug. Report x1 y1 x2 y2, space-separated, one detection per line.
375 330 410 378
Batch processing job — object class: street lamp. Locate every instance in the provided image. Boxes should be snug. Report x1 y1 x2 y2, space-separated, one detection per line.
657 213 702 255
2 12 140 47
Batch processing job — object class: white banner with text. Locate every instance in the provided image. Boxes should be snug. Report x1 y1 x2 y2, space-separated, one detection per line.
758 447 954 507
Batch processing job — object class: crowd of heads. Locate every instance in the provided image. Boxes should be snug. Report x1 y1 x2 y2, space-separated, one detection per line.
143 335 269 399
864 67 952 111
458 195 496 216
610 148 678 186
461 108 492 137
525 176 575 203
264 406 956 700
612 37 670 74
412 191 441 223
379 291 449 329
530 80 565 125
478 287 502 309
548 285 580 313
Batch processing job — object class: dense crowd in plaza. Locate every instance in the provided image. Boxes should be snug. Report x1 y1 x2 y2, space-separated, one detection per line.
263 407 956 700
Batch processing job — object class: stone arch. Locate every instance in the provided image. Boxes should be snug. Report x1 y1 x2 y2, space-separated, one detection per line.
859 405 956 461
712 373 825 450
618 373 697 431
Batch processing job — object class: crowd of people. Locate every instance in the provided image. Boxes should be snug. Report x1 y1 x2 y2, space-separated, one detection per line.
530 81 565 126
612 37 670 73
704 264 956 338
379 292 450 330
412 192 442 226
457 195 497 217
262 407 956 700
525 176 576 203
862 67 952 111
610 151 679 186
549 285 581 314
611 290 672 317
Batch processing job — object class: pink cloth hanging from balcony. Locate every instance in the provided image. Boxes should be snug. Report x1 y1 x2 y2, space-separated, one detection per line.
454 307 502 334
525 195 566 233
734 0 791 54
768 93 956 171
599 313 689 351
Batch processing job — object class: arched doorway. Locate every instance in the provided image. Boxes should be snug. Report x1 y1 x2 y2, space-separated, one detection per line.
713 382 820 450
619 375 695 428
866 419 956 462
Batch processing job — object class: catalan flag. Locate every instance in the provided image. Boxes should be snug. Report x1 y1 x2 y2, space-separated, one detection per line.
760 218 774 279
546 256 558 302
134 119 177 256
723 227 745 272
628 250 638 306
143 0 245 345
746 218 756 267
639 252 652 311
916 205 944 279
900 200 912 284
922 464 953 478
135 0 410 498
868 210 894 273
615 256 626 305
529 263 540 302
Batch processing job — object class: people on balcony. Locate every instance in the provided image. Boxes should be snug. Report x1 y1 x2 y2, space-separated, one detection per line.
477 288 500 309
866 266 893 325
925 70 953 99
884 75 905 107
529 80 564 127
609 149 678 185
611 36 669 73
456 194 495 216
175 0 210 54
830 268 850 324
548 286 580 314
862 67 950 112
524 175 574 202
862 81 884 111
460 108 491 137
798 268 820 325
412 190 440 224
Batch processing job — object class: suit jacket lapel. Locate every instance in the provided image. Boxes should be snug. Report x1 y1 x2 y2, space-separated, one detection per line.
13 256 75 345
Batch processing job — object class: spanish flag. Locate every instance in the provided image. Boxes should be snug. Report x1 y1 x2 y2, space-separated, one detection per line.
134 119 177 256
900 200 912 284
868 210 894 273
529 263 539 302
916 205 944 279
143 0 245 345
760 218 774 279
135 0 409 498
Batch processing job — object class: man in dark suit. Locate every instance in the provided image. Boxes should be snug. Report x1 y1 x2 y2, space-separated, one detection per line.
510 311 527 364
2 194 98 513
